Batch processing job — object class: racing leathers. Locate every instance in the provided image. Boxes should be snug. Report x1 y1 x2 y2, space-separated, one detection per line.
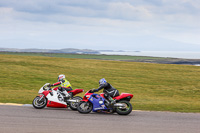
50 78 72 100
92 82 119 106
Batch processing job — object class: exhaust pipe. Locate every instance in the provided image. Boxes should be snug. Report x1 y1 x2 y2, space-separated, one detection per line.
67 99 80 103
114 103 126 108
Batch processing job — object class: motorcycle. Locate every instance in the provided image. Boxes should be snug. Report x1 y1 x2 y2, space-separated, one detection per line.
77 90 133 115
32 83 84 110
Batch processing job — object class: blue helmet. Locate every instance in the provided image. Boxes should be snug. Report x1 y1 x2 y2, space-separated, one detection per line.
99 78 107 86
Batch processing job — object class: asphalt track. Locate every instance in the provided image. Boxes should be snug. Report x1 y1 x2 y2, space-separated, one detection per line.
0 104 200 133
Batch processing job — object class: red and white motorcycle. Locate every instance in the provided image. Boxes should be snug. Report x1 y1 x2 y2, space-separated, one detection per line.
32 83 84 110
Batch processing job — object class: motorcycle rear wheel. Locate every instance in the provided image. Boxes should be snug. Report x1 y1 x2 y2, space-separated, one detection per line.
115 100 132 115
77 101 93 114
69 96 83 110
32 96 47 109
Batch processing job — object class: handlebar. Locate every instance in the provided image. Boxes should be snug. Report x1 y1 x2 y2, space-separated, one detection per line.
88 89 93 93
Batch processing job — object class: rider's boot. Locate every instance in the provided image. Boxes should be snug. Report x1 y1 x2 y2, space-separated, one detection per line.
110 99 116 105
62 90 70 102
104 99 110 108
108 97 116 106
63 97 68 102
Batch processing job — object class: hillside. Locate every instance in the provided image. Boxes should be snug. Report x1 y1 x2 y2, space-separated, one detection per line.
0 54 200 112
1 51 200 65
0 48 100 54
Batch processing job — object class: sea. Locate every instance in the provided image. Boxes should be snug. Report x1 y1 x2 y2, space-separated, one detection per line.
100 51 200 66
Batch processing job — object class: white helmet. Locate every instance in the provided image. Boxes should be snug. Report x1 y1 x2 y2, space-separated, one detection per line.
58 74 65 82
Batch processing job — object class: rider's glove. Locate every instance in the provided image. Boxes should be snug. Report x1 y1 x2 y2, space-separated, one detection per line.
47 84 54 87
91 88 98 93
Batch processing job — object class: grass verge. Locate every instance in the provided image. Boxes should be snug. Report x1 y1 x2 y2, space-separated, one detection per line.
0 54 200 112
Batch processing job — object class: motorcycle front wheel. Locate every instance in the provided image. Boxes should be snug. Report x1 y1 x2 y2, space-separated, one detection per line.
32 96 47 109
115 100 132 115
77 101 93 114
69 96 83 110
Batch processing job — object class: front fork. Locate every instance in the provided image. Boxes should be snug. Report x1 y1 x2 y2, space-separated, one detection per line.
38 94 45 103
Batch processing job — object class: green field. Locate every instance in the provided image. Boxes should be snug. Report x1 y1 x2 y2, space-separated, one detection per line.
0 52 164 61
0 54 200 112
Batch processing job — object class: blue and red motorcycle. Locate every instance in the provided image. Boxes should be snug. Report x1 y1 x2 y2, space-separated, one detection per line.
77 89 133 115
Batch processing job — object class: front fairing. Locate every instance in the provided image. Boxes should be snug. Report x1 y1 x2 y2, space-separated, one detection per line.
88 94 108 112
38 83 51 94
81 91 93 101
38 87 45 94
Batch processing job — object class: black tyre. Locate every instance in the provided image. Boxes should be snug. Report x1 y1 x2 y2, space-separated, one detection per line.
77 101 93 114
115 100 132 115
69 96 83 110
32 96 47 109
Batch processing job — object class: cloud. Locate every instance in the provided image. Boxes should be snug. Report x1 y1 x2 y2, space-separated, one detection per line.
0 0 200 50
1 0 199 23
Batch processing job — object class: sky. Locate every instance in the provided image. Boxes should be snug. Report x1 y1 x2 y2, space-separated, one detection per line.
0 0 200 51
